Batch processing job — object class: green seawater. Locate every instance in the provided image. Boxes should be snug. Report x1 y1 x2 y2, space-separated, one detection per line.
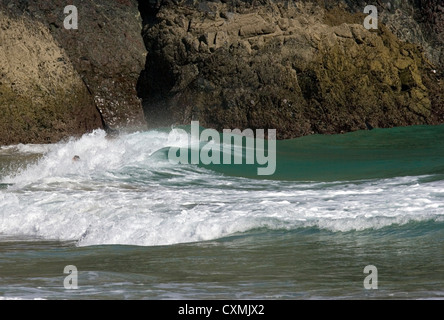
197 124 444 181
0 125 443 299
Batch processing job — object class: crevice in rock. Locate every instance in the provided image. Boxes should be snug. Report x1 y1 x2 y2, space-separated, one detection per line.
138 0 161 28
133 0 444 138
80 77 110 133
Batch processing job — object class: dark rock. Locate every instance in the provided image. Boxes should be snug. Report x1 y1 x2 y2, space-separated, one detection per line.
137 0 444 139
1 0 147 131
1 0 443 144
0 11 103 145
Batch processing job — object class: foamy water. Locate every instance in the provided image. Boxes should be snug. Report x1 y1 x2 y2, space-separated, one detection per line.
1 129 443 247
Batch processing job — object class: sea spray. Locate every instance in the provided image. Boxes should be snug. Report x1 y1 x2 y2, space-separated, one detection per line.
0 125 443 247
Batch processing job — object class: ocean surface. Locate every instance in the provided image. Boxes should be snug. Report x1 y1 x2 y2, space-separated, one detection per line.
0 124 443 300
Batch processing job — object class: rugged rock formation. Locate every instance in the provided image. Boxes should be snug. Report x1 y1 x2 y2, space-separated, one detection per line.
3 0 148 129
137 0 444 139
386 0 443 69
0 0 147 145
1 0 442 145
0 11 102 145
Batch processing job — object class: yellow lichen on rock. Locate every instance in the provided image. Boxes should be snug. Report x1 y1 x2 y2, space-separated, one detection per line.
0 12 102 145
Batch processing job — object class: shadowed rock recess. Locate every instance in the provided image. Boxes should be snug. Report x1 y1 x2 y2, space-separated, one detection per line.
137 0 444 139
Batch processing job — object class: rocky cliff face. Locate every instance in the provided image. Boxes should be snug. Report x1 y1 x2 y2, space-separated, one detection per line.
0 11 103 145
0 0 147 145
137 0 443 139
1 0 443 145
3 0 148 129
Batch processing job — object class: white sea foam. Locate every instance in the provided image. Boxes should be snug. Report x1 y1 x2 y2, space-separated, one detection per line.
1 130 443 247
0 144 53 155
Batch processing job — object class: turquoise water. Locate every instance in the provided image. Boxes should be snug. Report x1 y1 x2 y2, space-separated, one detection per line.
0 125 443 299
